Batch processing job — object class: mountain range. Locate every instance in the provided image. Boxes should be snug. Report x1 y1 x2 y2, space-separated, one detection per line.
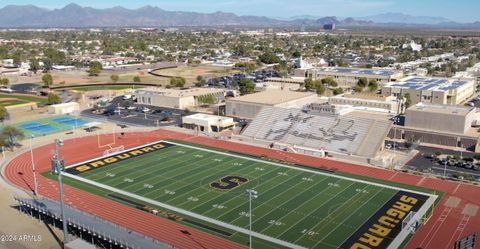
0 4 478 28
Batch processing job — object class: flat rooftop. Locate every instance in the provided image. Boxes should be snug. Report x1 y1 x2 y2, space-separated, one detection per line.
387 76 472 91
313 67 400 77
228 90 317 105
407 103 475 116
135 87 224 97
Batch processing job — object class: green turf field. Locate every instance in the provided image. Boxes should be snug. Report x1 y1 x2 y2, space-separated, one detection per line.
62 140 438 249
0 93 48 106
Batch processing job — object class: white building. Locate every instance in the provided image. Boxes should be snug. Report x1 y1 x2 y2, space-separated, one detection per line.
182 113 236 133
135 87 225 109
402 40 422 52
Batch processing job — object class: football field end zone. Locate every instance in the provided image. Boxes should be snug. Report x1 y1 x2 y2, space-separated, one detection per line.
63 139 439 249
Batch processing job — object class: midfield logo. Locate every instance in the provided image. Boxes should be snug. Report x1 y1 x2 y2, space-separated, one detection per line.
210 176 249 190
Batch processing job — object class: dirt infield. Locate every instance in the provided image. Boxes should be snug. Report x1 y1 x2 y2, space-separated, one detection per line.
3 129 480 249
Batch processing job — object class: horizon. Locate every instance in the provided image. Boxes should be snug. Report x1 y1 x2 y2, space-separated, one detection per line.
0 0 479 23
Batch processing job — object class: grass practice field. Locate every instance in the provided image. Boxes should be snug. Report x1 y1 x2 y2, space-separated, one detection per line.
62 140 438 249
0 93 48 106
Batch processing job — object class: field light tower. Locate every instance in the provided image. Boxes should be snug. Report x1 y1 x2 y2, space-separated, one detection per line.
29 135 38 196
52 138 68 245
245 189 258 249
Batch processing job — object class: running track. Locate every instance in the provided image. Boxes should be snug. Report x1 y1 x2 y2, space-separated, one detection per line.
3 129 480 249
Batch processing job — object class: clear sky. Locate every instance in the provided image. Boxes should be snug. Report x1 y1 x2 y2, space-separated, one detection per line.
1 0 478 23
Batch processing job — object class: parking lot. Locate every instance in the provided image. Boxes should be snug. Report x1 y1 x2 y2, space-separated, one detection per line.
207 69 280 88
403 144 480 182
81 96 189 127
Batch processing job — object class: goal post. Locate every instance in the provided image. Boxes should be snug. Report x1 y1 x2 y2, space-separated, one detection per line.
97 126 116 149
402 211 418 234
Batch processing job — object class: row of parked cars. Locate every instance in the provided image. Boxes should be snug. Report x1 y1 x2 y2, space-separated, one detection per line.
207 70 281 88
440 158 480 170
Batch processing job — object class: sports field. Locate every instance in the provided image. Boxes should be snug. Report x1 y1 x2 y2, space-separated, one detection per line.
63 140 438 249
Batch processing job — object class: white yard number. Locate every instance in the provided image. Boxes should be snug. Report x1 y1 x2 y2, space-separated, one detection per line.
123 178 134 183
214 158 223 162
176 150 185 154
268 220 285 226
255 167 265 171
194 154 204 158
356 189 369 194
239 211 251 217
302 177 313 182
277 172 288 176
233 162 243 166
164 190 176 195
106 173 116 177
301 229 319 236
187 196 199 202
212 204 226 209
328 183 340 187
144 184 154 189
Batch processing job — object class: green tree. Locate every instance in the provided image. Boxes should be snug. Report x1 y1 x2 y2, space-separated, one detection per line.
238 78 255 95
404 93 412 109
321 77 337 87
110 74 119 83
368 79 378 92
1 125 25 150
354 85 364 93
29 60 40 73
333 87 344 95
170 77 186 88
42 74 53 87
47 92 60 104
133 76 141 83
304 78 315 91
0 105 7 121
315 82 325 95
0 78 9 86
198 94 215 105
357 77 368 88
258 52 281 64
88 61 103 76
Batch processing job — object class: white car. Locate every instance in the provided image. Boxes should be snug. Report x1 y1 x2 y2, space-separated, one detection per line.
0 87 13 93
142 107 151 113
123 94 132 100
385 144 392 149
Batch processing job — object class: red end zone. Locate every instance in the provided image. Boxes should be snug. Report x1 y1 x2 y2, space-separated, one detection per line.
3 129 480 249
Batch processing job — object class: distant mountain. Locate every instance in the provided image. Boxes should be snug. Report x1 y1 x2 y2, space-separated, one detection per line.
0 4 477 28
357 12 452 25
0 3 286 27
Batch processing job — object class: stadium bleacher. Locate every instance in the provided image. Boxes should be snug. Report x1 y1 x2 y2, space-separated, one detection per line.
241 107 392 158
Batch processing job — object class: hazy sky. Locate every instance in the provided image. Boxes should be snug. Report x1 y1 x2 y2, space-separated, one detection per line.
1 0 479 22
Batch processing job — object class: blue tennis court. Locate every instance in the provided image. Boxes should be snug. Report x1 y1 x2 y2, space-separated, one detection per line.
52 117 89 127
17 122 59 134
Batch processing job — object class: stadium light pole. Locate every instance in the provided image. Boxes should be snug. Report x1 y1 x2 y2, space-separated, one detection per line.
245 189 258 249
29 135 38 196
52 138 69 246
443 159 448 178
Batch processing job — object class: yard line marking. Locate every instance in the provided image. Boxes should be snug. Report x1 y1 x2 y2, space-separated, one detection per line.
312 187 385 248
64 172 307 249
257 177 342 234
291 183 367 243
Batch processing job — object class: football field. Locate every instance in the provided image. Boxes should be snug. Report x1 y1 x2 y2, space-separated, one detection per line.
63 140 438 249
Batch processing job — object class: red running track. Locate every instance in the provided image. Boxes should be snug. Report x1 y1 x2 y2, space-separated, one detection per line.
4 129 480 249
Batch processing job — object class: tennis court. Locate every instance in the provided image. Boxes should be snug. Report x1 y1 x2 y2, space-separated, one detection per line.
8 115 95 136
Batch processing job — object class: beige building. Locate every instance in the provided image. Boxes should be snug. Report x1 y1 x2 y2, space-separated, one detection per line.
48 102 80 115
182 113 235 133
382 76 475 105
135 87 225 109
226 90 318 119
328 93 401 114
405 103 476 134
294 67 403 87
